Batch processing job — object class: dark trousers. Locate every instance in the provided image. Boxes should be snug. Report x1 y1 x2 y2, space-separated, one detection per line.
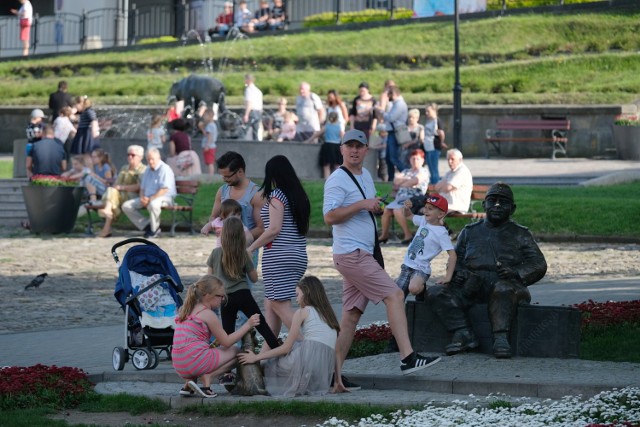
221 289 280 349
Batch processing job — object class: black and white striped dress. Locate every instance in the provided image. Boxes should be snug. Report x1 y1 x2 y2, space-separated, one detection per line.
260 188 308 301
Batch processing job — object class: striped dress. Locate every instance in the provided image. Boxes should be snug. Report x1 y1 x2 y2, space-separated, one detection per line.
171 308 221 380
260 188 308 301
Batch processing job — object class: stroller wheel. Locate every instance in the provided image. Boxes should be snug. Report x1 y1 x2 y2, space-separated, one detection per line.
148 348 160 370
112 347 127 371
132 349 152 370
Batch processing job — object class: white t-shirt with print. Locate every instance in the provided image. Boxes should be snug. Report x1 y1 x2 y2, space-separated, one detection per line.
403 215 453 275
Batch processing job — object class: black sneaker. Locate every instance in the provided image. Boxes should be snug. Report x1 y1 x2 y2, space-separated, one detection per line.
400 353 441 375
330 374 361 391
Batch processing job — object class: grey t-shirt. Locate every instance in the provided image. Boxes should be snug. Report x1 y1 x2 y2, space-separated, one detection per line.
206 247 254 294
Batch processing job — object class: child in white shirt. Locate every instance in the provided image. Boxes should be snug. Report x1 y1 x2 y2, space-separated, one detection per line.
399 193 456 301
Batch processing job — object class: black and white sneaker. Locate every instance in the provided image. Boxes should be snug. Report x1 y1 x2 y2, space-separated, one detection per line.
330 374 361 391
400 353 441 375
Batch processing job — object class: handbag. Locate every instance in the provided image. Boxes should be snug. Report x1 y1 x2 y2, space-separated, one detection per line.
176 150 194 171
368 132 384 150
339 166 385 269
394 124 412 145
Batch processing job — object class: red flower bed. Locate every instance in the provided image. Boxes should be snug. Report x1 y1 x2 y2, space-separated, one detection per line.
354 323 393 343
0 364 94 409
572 300 640 330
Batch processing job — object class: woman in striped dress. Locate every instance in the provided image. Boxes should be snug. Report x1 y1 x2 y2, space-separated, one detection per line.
172 275 260 398
247 155 311 339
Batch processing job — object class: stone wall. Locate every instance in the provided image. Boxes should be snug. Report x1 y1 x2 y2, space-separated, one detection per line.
12 138 379 180
2 104 625 159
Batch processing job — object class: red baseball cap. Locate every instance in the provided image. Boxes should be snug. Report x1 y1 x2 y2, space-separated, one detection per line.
425 193 448 212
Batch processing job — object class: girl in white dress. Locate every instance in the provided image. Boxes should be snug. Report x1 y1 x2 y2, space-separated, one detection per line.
238 276 340 397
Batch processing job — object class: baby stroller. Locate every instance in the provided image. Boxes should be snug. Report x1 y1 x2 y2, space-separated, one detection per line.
111 238 184 370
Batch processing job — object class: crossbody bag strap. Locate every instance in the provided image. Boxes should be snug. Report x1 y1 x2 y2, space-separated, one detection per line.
339 166 379 235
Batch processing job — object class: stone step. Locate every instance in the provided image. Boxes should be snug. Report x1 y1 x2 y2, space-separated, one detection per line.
0 194 26 203
0 204 27 213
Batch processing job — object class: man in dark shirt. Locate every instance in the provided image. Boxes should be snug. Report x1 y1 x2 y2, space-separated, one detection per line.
48 81 73 123
252 0 270 31
27 125 67 177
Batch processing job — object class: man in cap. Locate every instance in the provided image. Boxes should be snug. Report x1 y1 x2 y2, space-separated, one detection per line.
427 182 547 358
324 130 441 393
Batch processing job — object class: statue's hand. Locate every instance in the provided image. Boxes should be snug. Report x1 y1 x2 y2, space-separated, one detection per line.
497 264 519 281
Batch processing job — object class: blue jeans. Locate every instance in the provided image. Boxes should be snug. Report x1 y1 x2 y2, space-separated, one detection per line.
385 131 405 181
426 149 440 185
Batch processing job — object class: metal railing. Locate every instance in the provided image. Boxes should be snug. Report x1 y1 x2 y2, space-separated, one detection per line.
0 0 619 59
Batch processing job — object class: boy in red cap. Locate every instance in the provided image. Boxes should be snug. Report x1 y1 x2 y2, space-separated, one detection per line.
398 193 457 301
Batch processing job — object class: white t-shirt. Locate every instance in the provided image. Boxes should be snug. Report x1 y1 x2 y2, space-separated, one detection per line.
403 216 454 275
442 162 473 213
323 167 376 255
53 116 75 142
201 122 218 149
244 83 263 111
296 93 323 133
19 1 33 22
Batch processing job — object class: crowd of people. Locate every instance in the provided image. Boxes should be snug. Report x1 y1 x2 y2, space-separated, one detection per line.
22 83 546 398
208 0 287 38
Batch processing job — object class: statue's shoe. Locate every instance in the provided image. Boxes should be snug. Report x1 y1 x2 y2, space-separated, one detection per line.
493 335 512 358
445 329 479 355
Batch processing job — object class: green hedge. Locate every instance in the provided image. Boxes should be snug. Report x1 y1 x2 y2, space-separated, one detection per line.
487 0 601 9
303 8 414 28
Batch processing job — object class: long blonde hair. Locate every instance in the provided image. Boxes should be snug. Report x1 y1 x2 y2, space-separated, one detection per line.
177 275 225 322
220 216 248 280
297 276 340 333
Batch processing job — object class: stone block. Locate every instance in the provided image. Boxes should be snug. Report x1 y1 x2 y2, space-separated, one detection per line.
407 301 581 358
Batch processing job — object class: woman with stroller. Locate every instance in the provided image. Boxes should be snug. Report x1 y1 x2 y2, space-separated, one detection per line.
172 275 261 398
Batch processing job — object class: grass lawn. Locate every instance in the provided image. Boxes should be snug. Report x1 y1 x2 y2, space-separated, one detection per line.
160 180 640 238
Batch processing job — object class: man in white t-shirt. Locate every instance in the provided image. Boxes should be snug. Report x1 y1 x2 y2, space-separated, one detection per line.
295 81 325 141
434 148 473 214
323 129 440 393
243 74 263 141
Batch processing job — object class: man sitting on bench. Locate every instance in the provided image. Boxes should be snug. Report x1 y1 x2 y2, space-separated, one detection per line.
434 148 473 214
122 148 176 238
426 182 547 358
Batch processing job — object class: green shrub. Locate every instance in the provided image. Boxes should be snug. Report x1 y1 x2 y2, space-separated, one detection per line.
77 66 94 76
101 65 116 74
59 68 73 77
304 8 414 28
487 0 600 9
138 36 178 45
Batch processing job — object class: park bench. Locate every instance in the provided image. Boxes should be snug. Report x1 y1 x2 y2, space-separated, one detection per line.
84 179 200 236
485 119 570 159
161 179 199 237
406 300 581 358
427 184 489 221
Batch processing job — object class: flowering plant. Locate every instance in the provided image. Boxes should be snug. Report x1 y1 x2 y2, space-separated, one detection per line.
348 322 393 359
0 364 95 409
30 174 80 187
572 299 640 330
614 114 640 126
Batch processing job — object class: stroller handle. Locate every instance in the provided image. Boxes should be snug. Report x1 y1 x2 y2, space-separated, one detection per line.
111 238 160 265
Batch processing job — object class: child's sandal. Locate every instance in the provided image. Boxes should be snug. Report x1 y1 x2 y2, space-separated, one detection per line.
179 386 194 397
187 380 217 398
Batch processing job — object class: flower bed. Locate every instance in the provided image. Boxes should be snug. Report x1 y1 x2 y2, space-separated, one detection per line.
0 364 95 410
573 299 640 330
321 387 640 426
30 174 80 187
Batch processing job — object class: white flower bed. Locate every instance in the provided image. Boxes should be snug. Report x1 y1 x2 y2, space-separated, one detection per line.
320 387 640 427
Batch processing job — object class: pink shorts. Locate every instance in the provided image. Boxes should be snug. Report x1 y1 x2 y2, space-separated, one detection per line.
203 148 216 165
19 20 30 41
333 249 400 313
